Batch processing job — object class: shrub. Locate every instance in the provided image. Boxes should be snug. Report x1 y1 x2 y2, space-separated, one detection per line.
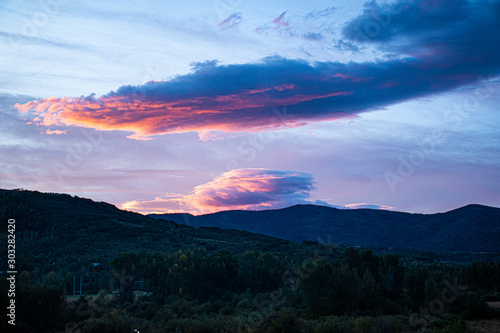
266 311 300 333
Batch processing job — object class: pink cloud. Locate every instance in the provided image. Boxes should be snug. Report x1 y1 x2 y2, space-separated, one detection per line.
217 12 242 30
275 83 295 91
15 83 351 140
42 129 67 135
273 11 290 27
344 203 395 210
121 168 315 214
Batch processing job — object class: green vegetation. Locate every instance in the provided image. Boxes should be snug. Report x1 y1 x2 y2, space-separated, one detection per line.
1 189 499 332
3 246 499 332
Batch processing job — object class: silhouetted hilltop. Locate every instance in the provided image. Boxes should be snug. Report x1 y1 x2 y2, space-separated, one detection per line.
0 189 296 259
151 203 500 252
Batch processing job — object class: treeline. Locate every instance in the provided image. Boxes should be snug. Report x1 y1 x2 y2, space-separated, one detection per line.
0 188 304 264
2 246 500 332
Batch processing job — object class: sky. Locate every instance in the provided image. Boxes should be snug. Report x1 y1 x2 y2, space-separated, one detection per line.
1 0 499 215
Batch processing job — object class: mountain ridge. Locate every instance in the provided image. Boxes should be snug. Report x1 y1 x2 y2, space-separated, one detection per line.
157 202 494 217
150 203 500 252
0 188 300 260
2 188 498 255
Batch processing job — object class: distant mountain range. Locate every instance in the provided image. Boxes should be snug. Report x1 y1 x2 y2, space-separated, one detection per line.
150 204 500 252
1 188 498 256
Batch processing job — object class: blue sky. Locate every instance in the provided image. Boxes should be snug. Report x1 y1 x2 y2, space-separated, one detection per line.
1 0 499 214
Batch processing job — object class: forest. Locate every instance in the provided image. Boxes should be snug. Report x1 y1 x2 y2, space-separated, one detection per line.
1 189 500 332
1 246 500 332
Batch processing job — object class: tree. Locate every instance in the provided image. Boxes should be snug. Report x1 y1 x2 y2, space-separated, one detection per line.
65 271 75 294
143 253 167 296
19 271 32 287
358 269 382 312
111 253 140 303
45 271 63 291
345 247 361 269
301 262 360 315
424 277 439 307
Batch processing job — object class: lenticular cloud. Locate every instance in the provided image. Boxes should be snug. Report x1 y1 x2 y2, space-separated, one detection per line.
121 168 316 214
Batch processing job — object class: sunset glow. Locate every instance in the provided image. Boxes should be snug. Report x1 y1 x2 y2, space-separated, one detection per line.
1 0 499 214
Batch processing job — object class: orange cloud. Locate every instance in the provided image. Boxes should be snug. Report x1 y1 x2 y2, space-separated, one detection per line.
17 43 489 141
15 89 351 140
121 168 315 214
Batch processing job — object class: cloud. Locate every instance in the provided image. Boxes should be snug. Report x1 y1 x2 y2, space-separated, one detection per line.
342 0 500 61
42 129 67 135
0 31 87 51
304 7 337 20
343 203 395 210
217 12 242 30
121 168 316 214
15 0 500 140
254 11 326 40
273 11 290 28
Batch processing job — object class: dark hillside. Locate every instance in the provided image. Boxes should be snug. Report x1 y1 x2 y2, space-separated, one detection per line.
151 203 500 252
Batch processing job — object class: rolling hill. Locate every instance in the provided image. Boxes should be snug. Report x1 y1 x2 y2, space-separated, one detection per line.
1 188 498 263
0 189 303 265
150 203 500 252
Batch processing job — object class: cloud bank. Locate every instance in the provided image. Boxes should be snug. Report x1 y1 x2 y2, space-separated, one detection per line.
15 0 500 140
121 168 316 214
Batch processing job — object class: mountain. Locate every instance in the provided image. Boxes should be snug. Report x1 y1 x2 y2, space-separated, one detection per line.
0 189 305 262
150 204 500 252
2 188 498 260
